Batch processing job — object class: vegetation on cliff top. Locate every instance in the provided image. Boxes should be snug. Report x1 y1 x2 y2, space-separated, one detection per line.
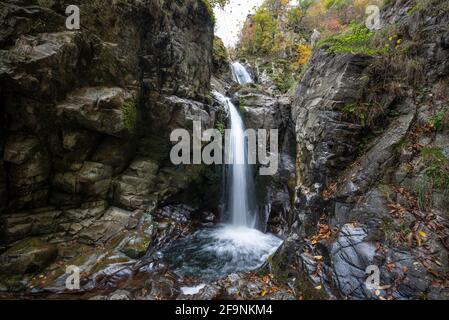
317 22 381 55
234 0 382 93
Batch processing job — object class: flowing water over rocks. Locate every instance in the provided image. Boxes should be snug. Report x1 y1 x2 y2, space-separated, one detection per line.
231 61 254 85
162 63 282 283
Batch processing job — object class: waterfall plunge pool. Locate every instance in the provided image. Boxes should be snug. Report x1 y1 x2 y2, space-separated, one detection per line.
162 224 282 281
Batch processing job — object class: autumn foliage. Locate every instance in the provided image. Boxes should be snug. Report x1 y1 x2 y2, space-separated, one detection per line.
234 0 381 92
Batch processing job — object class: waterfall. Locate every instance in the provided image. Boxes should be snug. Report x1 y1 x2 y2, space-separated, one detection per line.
212 91 256 228
163 62 282 282
231 61 253 85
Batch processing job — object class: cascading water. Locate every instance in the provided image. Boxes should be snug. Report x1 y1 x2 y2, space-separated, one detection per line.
163 62 281 289
231 61 253 84
213 91 256 228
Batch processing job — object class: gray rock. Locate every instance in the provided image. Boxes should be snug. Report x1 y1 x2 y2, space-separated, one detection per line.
77 162 113 197
53 161 113 198
336 103 416 200
3 134 40 165
155 204 194 224
0 201 108 244
7 148 50 210
91 137 135 174
330 224 376 299
108 289 132 300
292 50 373 189
145 276 179 299
191 283 222 300
113 158 159 210
52 172 78 194
0 238 58 275
0 31 94 100
78 207 134 244
151 95 213 133
121 233 152 259
57 87 137 137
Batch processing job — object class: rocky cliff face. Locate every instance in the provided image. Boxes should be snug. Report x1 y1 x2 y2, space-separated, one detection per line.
272 0 449 300
0 0 219 293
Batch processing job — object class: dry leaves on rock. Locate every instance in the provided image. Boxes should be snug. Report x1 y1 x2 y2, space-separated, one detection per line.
387 203 406 218
310 220 332 245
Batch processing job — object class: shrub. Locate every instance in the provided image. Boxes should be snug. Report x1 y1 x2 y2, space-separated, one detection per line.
292 44 312 71
318 22 382 55
341 101 384 128
429 107 449 132
421 146 449 190
216 121 225 135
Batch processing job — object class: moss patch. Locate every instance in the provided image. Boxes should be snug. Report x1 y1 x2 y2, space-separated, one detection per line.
213 36 229 68
201 0 216 24
122 100 138 136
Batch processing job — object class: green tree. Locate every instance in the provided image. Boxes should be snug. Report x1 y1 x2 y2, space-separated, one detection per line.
252 8 278 54
324 0 350 10
286 0 314 32
208 0 230 8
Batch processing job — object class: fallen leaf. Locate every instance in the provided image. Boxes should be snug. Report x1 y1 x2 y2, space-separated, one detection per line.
418 231 427 238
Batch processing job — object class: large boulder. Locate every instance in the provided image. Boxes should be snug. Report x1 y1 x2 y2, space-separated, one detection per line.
147 95 213 139
235 87 283 130
292 50 373 191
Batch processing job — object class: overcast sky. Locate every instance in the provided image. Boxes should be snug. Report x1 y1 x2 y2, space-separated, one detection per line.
214 0 299 48
214 0 265 48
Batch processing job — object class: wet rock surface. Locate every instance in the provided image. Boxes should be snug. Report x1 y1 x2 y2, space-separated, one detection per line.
270 2 449 300
0 0 221 299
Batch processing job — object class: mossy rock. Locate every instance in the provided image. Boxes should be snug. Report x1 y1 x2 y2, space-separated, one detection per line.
121 233 152 259
268 236 329 300
122 100 138 136
213 36 229 72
